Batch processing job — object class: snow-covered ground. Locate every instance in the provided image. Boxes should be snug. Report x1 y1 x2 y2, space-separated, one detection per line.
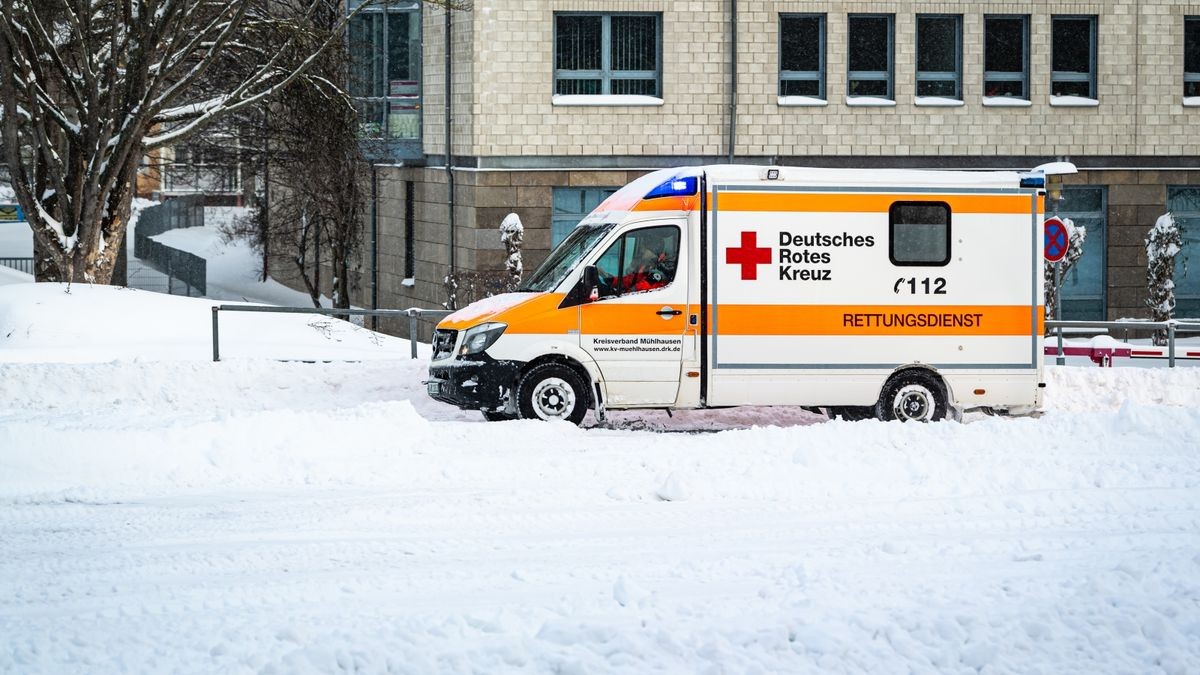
2 283 1199 673
150 208 342 306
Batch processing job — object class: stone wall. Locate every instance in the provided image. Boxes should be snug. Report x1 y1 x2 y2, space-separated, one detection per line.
460 0 1200 160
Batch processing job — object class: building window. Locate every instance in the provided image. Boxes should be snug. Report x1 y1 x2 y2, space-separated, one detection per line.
1186 17 1200 99
916 15 962 100
554 13 661 97
552 187 618 247
1050 187 1107 320
1167 187 1200 318
779 14 826 99
984 15 1029 99
163 139 241 195
1051 15 1098 99
890 202 950 266
847 14 894 99
347 1 422 143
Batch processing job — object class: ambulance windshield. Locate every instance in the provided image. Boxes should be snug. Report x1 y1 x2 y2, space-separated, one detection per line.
521 223 614 292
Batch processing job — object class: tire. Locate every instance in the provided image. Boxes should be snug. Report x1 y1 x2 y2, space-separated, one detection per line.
517 363 590 425
481 409 517 422
874 370 949 423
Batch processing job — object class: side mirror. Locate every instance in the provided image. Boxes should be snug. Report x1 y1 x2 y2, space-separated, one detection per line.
581 265 599 302
557 265 601 309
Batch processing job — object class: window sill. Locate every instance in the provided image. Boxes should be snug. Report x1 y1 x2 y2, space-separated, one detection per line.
777 96 828 107
1183 96 1200 107
914 97 964 107
552 95 664 107
982 97 1032 107
1049 96 1099 107
845 96 896 107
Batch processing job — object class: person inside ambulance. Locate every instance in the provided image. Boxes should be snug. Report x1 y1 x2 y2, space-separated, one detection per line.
597 227 678 296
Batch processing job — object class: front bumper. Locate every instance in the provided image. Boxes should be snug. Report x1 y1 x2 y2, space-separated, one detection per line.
426 358 522 411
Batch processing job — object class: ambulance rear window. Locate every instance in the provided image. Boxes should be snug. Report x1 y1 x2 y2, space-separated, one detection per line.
889 201 951 266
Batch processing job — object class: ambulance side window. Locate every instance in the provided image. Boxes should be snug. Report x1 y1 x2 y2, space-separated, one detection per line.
890 202 951 266
593 225 680 298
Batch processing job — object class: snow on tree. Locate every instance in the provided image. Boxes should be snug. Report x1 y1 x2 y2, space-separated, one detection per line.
1043 216 1086 321
0 0 464 285
1145 212 1184 346
500 213 523 292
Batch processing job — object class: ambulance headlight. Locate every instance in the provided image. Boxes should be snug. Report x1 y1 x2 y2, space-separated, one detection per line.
459 322 507 357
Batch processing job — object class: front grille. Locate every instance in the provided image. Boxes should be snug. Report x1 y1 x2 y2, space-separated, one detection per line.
432 329 458 360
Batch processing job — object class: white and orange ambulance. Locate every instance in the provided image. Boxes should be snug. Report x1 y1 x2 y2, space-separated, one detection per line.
427 164 1058 424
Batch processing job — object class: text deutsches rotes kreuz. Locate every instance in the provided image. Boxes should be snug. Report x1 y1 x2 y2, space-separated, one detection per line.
776 232 876 281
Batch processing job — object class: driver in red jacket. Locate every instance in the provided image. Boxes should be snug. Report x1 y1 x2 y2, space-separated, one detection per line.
618 232 675 293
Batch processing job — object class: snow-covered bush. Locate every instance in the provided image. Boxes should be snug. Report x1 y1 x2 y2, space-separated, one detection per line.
500 213 524 292
1044 216 1086 321
1146 212 1184 345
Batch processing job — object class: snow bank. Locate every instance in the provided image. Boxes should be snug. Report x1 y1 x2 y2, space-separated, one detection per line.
0 264 32 286
0 283 413 362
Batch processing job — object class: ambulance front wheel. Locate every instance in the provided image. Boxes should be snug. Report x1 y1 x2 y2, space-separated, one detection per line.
875 371 949 422
517 363 590 425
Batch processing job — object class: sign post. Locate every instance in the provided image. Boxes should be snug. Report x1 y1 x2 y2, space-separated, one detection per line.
1044 217 1068 365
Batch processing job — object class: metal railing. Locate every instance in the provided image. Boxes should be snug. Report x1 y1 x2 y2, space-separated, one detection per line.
1045 319 1200 367
0 257 34 275
134 196 207 295
210 304 453 361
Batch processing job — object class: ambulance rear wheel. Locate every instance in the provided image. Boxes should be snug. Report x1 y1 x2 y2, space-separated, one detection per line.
875 371 948 423
517 363 589 425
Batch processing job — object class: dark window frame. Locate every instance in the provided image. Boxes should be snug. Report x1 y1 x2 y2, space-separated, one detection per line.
1186 16 1200 98
1050 186 1108 320
916 14 963 100
1051 14 1099 99
779 13 827 99
847 13 895 100
889 201 952 267
553 12 663 97
346 0 422 159
983 14 1031 100
551 186 619 247
1167 185 1200 317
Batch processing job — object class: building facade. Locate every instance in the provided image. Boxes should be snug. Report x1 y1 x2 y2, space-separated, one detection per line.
307 0 1200 335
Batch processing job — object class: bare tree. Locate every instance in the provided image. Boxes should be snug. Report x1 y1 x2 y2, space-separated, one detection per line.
0 0 466 284
247 0 369 311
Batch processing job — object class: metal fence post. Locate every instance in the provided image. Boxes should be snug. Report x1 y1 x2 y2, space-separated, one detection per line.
1168 322 1176 368
409 309 419 359
211 306 220 362
1054 262 1065 365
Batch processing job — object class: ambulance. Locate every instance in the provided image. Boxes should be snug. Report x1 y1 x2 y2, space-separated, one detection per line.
426 164 1058 424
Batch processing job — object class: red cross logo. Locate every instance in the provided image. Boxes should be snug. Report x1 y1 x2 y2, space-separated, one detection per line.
725 231 772 280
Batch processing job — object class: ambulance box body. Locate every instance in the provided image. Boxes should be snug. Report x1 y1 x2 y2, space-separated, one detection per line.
426 165 1048 424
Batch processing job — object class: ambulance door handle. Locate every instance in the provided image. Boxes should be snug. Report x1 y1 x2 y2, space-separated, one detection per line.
656 307 683 317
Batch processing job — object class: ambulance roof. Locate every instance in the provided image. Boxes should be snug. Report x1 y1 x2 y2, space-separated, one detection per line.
581 163 1066 225
687 164 1034 189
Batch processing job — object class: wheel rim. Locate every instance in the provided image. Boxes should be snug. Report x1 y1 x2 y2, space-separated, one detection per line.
892 384 935 422
531 377 576 420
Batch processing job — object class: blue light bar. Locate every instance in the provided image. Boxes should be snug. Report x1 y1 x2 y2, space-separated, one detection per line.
1019 174 1045 189
644 176 699 199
